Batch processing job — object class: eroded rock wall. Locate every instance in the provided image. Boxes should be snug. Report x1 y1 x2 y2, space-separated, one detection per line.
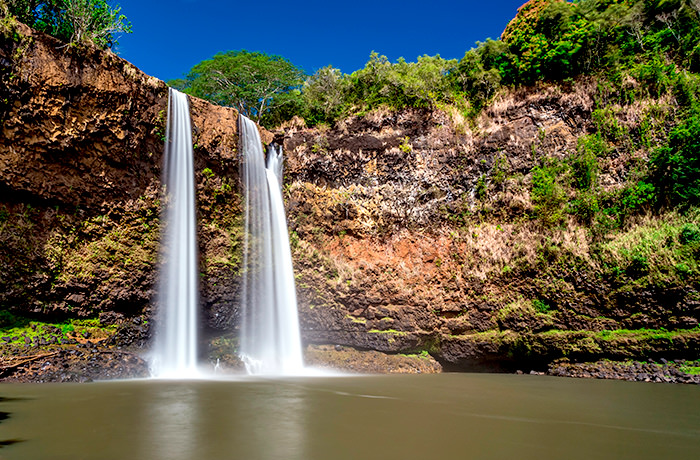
280 82 700 369
0 22 243 335
1 20 698 373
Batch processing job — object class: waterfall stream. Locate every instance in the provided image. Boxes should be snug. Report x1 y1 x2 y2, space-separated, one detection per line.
153 88 199 378
238 115 304 375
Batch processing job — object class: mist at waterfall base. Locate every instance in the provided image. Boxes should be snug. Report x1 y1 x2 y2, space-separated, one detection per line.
238 115 304 375
152 88 199 378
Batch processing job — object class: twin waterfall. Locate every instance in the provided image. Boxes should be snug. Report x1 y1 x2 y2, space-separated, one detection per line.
153 88 303 377
153 89 198 378
238 116 304 375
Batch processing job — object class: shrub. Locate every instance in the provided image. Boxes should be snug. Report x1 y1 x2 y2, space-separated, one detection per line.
531 158 568 226
577 133 609 158
453 44 503 111
679 223 700 244
302 66 348 125
475 175 487 200
346 52 458 111
620 181 656 212
592 107 627 142
569 190 600 222
651 114 700 206
532 299 551 313
569 149 598 190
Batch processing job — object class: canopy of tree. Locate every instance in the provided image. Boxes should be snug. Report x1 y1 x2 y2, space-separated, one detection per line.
1 0 131 49
171 50 305 126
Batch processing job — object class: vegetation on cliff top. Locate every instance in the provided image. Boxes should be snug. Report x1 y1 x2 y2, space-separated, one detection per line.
169 50 305 125
1 0 131 48
168 0 700 218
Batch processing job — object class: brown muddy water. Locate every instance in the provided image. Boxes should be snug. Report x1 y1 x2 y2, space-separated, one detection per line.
0 373 699 460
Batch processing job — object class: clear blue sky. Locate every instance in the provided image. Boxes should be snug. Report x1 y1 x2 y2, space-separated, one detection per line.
114 0 526 82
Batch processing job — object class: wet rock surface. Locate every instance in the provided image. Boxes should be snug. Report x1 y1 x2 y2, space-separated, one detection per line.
0 345 149 383
304 344 442 374
548 359 700 384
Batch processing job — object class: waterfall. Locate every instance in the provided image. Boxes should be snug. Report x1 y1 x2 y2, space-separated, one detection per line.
238 115 304 375
153 88 199 378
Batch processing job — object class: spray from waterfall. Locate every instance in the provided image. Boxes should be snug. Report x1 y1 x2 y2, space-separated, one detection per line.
153 88 199 378
238 115 304 375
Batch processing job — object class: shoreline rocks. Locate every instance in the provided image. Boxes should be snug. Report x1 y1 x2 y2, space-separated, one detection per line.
547 358 700 384
0 346 149 383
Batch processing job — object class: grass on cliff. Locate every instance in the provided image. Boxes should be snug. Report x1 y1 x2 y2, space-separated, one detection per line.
680 365 700 375
597 209 700 284
0 311 117 346
50 194 160 286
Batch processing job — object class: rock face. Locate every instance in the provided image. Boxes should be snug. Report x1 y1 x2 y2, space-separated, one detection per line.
0 347 149 383
279 82 700 372
0 21 243 336
1 20 698 379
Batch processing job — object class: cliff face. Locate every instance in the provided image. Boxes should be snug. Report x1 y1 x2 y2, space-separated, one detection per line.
0 21 243 335
1 20 698 375
281 81 700 369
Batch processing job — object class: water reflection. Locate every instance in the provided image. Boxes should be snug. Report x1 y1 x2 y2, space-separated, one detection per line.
143 385 200 460
140 380 307 460
0 397 25 449
238 382 307 460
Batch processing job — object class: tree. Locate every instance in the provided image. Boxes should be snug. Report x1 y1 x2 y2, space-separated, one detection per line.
346 52 457 110
180 50 305 123
302 65 348 124
62 0 131 49
2 0 131 49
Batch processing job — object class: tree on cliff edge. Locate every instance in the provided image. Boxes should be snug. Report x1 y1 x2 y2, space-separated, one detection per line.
1 0 131 49
173 50 305 125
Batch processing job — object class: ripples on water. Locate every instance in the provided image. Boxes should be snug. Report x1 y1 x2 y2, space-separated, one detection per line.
1 374 699 460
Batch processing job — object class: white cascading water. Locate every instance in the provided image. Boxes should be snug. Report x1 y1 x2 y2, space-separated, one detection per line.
153 88 199 378
239 114 304 375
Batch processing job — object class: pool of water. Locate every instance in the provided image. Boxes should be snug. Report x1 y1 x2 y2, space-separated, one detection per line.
1 374 699 460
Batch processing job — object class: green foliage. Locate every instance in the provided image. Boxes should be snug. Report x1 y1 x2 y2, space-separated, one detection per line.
448 0 700 103
569 149 598 190
453 43 503 112
620 181 656 211
592 107 628 141
166 78 188 91
301 65 348 125
3 0 131 48
599 209 700 283
569 190 600 222
399 136 412 154
651 112 700 206
347 52 458 111
0 314 117 346
680 365 700 375
177 50 305 126
202 167 215 179
475 175 487 200
679 222 700 244
577 133 609 158
532 299 551 313
531 158 568 226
